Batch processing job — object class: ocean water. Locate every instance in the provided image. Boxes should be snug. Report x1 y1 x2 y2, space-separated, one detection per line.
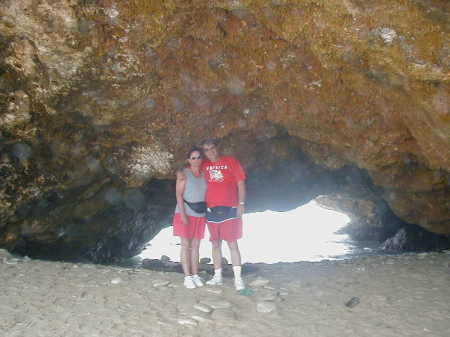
139 200 380 264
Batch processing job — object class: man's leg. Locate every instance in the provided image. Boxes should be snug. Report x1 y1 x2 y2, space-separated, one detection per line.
206 239 223 285
227 240 245 291
227 240 242 267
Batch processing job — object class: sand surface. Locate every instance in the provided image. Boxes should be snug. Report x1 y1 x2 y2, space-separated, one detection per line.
1 249 449 337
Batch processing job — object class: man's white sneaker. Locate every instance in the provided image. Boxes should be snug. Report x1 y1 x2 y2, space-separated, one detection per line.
234 278 245 291
184 276 196 289
192 274 204 287
206 276 223 286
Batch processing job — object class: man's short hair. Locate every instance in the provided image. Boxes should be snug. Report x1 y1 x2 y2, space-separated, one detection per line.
200 138 219 147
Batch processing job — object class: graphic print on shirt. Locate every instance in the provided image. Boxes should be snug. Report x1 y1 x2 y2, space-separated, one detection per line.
209 169 224 182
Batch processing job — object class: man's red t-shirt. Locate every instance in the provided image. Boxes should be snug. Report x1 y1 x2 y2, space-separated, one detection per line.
201 156 246 207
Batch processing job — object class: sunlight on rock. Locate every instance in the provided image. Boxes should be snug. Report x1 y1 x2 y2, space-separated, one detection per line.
140 200 351 263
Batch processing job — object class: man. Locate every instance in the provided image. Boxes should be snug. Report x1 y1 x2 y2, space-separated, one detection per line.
201 138 246 291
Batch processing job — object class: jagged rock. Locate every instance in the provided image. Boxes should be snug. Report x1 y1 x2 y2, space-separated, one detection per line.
0 0 449 261
200 257 211 264
381 226 450 252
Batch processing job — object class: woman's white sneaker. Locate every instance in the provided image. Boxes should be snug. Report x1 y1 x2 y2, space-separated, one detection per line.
184 276 196 289
192 274 204 287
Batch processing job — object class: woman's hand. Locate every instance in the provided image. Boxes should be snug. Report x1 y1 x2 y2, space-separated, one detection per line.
181 213 189 225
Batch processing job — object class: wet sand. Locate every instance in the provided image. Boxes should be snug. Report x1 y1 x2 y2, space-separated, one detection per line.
1 249 449 337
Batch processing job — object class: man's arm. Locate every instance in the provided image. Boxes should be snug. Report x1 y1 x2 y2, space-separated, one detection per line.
237 180 246 217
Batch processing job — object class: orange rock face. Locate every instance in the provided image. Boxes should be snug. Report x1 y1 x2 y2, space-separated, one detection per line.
0 0 449 258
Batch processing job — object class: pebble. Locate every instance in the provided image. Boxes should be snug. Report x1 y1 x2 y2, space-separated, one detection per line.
345 297 360 308
257 301 276 313
177 318 198 326
160 255 171 263
250 277 270 287
110 277 122 285
200 300 232 309
191 314 214 324
3 258 19 265
260 293 277 301
200 257 211 264
153 280 170 288
193 304 212 313
211 309 236 320
263 285 276 290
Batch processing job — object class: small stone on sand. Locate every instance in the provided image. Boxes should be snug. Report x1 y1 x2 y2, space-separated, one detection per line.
211 309 236 320
153 280 170 287
177 318 198 326
194 304 212 313
206 288 223 295
191 314 214 323
257 301 276 313
250 278 270 287
110 277 122 284
345 297 360 308
200 300 232 309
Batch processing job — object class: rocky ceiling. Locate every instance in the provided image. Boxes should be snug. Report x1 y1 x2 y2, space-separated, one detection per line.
0 0 449 260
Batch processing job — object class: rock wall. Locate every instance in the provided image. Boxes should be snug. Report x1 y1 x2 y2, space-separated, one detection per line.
1 0 449 259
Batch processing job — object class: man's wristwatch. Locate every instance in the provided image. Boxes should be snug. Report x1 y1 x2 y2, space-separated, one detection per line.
239 201 245 206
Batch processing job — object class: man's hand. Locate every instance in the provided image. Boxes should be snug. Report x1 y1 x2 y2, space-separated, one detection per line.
236 205 245 218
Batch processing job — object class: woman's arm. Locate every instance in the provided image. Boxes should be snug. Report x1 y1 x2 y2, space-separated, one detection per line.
175 170 188 225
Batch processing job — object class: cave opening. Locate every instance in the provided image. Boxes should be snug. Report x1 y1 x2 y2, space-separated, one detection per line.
138 198 379 264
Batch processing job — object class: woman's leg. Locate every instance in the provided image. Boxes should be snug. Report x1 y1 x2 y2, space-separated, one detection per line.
190 238 201 275
180 237 192 276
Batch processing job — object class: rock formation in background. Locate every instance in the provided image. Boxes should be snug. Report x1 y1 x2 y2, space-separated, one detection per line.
1 0 449 260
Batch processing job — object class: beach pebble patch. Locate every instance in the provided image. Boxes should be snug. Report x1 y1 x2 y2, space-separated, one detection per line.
153 280 170 287
200 300 232 309
194 303 212 313
211 309 237 320
191 314 214 324
257 301 277 313
250 277 270 287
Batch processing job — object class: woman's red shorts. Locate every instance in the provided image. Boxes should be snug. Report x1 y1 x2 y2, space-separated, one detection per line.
172 213 206 239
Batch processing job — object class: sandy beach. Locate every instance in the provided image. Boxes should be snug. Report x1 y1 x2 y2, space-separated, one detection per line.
1 249 449 337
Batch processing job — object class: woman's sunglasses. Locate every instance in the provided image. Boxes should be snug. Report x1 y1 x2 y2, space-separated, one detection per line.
190 156 202 160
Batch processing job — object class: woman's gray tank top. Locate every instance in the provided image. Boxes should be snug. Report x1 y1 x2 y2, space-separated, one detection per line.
175 168 207 216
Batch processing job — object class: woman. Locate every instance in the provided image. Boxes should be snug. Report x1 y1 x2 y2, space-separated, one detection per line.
173 146 207 289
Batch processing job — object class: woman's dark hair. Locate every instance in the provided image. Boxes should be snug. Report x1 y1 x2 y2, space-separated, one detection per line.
186 146 203 159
